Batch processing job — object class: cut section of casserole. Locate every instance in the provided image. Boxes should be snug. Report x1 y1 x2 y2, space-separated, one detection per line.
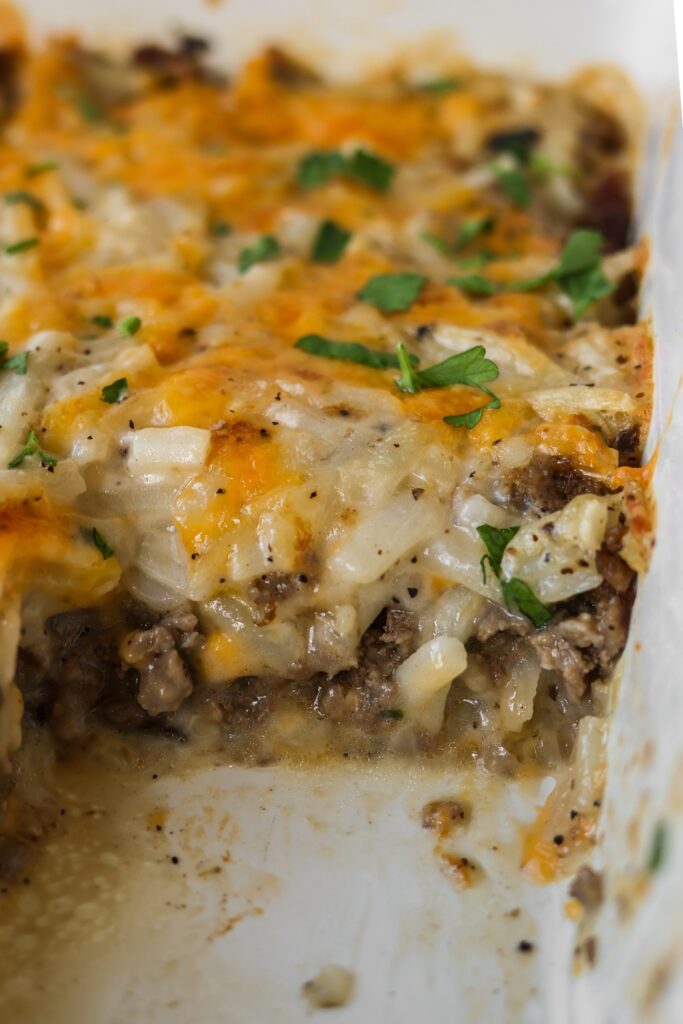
0 31 652 811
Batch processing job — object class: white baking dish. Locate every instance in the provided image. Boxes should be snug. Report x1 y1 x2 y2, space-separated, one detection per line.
7 2 682 1021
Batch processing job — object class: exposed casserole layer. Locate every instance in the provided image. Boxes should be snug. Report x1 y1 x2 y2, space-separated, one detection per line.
0 33 652 800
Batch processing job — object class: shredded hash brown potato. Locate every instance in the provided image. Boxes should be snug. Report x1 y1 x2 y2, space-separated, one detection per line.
0 28 653 873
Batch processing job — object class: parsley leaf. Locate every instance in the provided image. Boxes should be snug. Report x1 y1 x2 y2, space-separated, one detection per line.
296 148 394 193
91 527 114 560
496 167 530 209
2 351 28 375
238 235 281 274
421 232 452 255
456 216 495 250
476 524 520 582
101 377 128 404
475 521 550 625
25 160 58 178
413 345 499 390
418 77 462 95
118 315 142 337
449 229 612 319
396 342 421 392
4 191 44 211
76 95 106 124
344 148 395 192
5 237 39 255
311 219 350 263
448 274 501 296
297 151 347 189
91 314 113 329
295 334 413 370
358 272 426 313
210 220 232 237
8 429 59 469
647 821 669 874
501 578 552 627
443 387 501 430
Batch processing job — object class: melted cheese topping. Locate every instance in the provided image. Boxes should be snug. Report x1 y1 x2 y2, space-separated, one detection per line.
0 33 652 767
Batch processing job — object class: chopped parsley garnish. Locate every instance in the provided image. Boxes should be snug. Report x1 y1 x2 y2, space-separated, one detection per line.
476 524 520 582
25 160 58 178
4 190 44 211
647 821 669 873
311 219 351 263
455 216 495 250
101 377 128 403
443 390 500 430
297 151 347 189
379 708 404 719
449 229 613 319
8 429 59 469
91 527 114 560
358 272 427 313
501 578 552 626
495 167 531 209
417 76 463 95
237 235 281 274
5 237 39 255
91 314 113 329
76 95 106 124
422 217 494 259
210 220 232 237
296 147 395 193
476 523 551 626
395 343 499 393
1 350 28 375
343 148 395 192
295 334 411 370
118 315 142 337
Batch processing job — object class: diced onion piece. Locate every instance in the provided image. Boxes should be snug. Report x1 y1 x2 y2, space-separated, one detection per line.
126 427 210 477
395 636 467 733
328 492 444 584
501 494 609 603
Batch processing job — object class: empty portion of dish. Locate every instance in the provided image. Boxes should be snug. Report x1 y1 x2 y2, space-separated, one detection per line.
0 31 652 867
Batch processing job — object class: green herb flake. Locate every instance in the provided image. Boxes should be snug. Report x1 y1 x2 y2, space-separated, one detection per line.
77 95 106 124
2 351 28 375
237 235 281 274
311 219 351 263
295 334 410 371
456 216 494 250
297 150 347 189
91 314 113 329
7 429 59 469
118 315 142 337
91 527 114 560
448 274 502 296
379 709 404 720
25 160 59 178
0 341 7 360
647 821 669 874
501 577 552 627
5 237 39 255
418 76 463 95
101 377 128 404
496 167 531 209
358 272 426 313
414 346 499 390
210 220 232 237
443 387 500 431
396 342 421 393
421 231 452 255
4 190 45 211
344 148 395 192
476 524 520 582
